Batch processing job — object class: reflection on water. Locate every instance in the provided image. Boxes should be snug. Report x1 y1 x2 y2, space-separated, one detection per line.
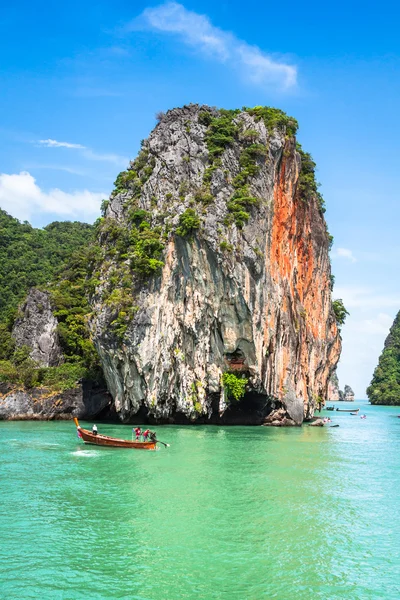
1 401 400 599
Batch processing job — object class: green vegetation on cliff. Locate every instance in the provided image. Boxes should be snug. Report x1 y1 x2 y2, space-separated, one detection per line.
199 106 296 228
49 246 100 369
332 299 349 327
296 143 326 214
222 372 248 402
367 311 400 405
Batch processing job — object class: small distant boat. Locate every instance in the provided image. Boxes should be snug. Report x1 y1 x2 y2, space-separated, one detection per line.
73 418 157 450
336 408 359 413
326 406 335 411
350 412 359 415
330 424 340 427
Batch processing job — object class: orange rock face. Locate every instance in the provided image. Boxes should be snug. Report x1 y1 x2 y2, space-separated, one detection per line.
265 141 341 419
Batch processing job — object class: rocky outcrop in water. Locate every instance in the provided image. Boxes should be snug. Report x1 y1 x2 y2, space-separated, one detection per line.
0 381 111 420
89 104 341 425
328 370 340 401
343 384 355 401
12 289 63 367
337 384 355 401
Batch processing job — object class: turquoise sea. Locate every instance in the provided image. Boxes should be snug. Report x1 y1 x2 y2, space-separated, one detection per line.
1 400 400 599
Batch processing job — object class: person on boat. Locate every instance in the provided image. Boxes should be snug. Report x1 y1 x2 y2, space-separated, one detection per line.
149 430 157 443
134 426 142 440
143 429 150 441
92 424 98 435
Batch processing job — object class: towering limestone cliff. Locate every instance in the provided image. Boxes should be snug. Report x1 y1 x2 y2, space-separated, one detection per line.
367 311 400 405
89 104 341 425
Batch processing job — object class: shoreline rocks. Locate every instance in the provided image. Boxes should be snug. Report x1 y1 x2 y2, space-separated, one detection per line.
0 381 112 421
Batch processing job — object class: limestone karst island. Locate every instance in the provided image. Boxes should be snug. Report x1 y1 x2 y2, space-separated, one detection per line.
2 3 400 599
1 105 343 425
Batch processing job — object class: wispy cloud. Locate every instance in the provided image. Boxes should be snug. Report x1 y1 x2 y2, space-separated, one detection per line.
334 285 400 310
332 247 357 263
131 2 297 89
37 138 128 167
39 139 85 149
25 164 90 177
0 171 105 223
82 148 128 165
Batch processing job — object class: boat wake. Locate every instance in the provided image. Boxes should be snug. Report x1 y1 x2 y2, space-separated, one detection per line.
70 449 100 458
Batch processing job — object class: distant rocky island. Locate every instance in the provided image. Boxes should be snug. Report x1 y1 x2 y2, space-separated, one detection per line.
368 311 400 405
328 371 355 401
0 104 348 424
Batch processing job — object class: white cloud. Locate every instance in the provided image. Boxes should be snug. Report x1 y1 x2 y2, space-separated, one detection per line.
39 139 85 149
333 247 357 263
132 2 297 89
0 171 105 223
37 139 128 167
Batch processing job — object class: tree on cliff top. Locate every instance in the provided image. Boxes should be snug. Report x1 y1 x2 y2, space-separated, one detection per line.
367 311 400 405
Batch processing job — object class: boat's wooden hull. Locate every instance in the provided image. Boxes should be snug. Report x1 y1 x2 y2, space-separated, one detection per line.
78 427 156 450
336 408 359 413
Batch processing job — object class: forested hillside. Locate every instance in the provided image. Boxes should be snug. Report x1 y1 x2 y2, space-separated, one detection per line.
0 209 100 391
0 209 93 321
367 311 400 405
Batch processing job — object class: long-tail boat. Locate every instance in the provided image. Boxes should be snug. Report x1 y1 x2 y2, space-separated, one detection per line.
336 407 359 413
73 418 157 450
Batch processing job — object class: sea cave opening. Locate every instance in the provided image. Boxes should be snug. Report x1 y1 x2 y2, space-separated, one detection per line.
219 390 273 425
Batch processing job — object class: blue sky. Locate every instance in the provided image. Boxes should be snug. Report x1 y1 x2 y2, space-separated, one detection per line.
1 0 400 395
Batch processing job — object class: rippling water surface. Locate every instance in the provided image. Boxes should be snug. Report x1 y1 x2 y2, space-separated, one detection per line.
1 400 400 599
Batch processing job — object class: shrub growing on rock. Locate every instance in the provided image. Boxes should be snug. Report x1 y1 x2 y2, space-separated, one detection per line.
222 372 248 402
176 209 200 237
